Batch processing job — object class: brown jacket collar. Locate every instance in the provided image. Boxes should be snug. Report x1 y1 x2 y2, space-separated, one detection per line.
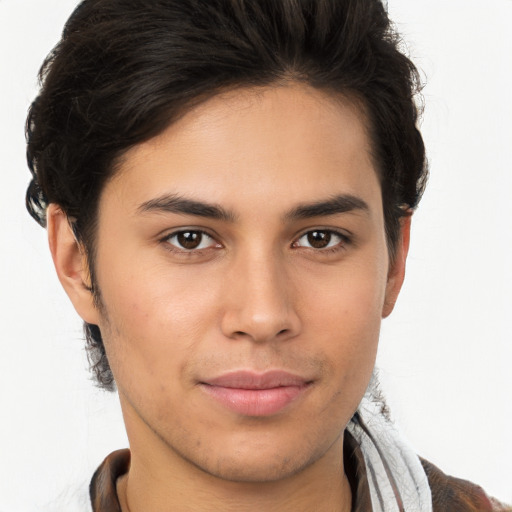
89 439 510 512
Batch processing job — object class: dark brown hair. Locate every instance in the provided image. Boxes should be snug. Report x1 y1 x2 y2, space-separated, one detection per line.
26 0 427 390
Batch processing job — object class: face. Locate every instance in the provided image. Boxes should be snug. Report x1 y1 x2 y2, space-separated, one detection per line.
54 84 407 483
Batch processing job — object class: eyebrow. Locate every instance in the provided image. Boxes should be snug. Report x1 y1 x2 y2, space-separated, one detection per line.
137 194 237 222
137 192 369 222
284 194 369 220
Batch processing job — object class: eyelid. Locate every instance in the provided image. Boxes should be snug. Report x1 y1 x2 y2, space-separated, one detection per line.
161 228 222 252
292 228 352 250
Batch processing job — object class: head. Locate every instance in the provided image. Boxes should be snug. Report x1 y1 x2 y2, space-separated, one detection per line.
26 0 426 484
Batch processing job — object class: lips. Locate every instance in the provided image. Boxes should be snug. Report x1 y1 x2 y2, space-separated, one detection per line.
199 370 312 416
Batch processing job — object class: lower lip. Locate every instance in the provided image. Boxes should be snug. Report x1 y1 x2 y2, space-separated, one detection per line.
199 384 309 416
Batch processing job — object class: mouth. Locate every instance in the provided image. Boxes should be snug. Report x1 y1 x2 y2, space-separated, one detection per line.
199 370 313 417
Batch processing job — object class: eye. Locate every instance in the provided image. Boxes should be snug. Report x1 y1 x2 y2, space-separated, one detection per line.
165 230 218 251
294 230 348 250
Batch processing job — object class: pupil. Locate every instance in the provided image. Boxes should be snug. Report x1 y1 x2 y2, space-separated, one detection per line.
307 231 330 249
177 231 201 249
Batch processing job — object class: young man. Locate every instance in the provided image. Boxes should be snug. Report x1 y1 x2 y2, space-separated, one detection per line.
25 0 510 510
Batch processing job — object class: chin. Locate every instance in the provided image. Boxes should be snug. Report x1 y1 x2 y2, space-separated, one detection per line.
203 455 310 483
182 437 332 484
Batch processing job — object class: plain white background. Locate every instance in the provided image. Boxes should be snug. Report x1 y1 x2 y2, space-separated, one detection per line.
1 0 511 509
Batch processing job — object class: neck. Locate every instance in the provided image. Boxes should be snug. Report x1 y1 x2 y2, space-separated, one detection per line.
118 448 352 512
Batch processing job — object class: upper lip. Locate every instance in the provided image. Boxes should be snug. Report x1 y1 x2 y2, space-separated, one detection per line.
201 370 311 390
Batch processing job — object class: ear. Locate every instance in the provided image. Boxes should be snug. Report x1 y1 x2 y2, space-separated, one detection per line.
47 204 101 325
382 214 411 318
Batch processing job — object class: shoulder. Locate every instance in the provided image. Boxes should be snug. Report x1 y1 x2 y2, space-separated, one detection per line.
420 458 511 512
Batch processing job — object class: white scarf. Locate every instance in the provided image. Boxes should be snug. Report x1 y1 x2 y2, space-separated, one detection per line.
347 378 433 512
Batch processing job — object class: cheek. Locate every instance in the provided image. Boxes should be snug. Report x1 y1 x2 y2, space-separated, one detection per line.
96 257 223 382
298 257 387 385
301 256 387 337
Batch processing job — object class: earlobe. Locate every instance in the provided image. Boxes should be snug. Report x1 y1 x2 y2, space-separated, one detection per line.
47 204 101 325
382 214 412 318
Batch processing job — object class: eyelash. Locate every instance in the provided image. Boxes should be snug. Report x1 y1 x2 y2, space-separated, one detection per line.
162 230 219 254
160 228 351 255
292 229 351 253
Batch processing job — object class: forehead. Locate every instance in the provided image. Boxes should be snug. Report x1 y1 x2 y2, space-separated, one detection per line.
104 84 380 218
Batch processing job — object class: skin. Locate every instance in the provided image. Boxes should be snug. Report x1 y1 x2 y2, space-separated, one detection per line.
48 83 410 512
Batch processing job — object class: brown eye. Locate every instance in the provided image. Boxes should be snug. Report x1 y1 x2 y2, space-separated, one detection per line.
166 230 217 251
295 230 348 250
177 231 202 249
307 231 331 249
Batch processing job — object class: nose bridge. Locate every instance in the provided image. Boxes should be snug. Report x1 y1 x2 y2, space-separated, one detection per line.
221 243 300 342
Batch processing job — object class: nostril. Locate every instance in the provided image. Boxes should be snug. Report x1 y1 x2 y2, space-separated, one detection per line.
230 328 290 339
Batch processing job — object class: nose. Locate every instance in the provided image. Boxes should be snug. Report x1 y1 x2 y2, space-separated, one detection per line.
220 250 302 344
